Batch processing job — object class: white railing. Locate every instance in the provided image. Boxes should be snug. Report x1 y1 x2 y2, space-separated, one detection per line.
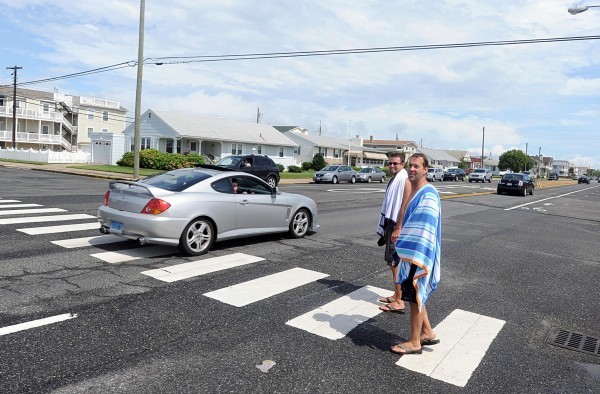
0 105 65 121
0 131 72 151
0 147 90 163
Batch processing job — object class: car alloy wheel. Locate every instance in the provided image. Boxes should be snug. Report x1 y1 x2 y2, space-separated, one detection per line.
522 186 527 197
179 217 214 256
380 176 385 183
529 187 534 195
332 176 338 184
289 208 310 238
350 176 356 184
266 176 277 188
367 177 372 183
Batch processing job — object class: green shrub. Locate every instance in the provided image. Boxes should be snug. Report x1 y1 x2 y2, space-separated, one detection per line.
302 161 313 171
312 154 326 171
117 149 204 170
287 165 302 173
276 163 284 172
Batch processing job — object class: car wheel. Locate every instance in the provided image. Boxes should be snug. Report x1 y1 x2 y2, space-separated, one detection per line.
266 176 277 188
469 179 472 183
529 187 533 195
289 208 310 238
332 176 338 184
350 176 356 184
380 176 385 183
497 189 502 195
488 178 492 183
179 217 214 256
367 177 372 183
522 186 527 197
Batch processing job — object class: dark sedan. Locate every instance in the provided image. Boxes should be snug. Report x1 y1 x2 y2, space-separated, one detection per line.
443 168 466 181
497 173 535 196
578 176 590 184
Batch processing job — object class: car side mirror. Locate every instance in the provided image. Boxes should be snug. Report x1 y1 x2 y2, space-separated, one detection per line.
271 187 279 197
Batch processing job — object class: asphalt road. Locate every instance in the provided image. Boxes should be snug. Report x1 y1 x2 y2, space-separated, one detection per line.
0 168 598 393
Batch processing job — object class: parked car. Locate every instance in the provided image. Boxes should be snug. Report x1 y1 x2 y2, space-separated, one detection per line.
313 165 357 184
548 173 559 180
497 173 535 196
521 170 535 179
443 168 466 181
356 166 386 183
98 167 319 256
426 168 444 182
578 175 591 184
215 154 280 187
469 168 492 183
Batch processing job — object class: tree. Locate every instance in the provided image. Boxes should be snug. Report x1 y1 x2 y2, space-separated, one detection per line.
498 149 534 173
312 153 326 171
458 159 468 170
568 167 575 177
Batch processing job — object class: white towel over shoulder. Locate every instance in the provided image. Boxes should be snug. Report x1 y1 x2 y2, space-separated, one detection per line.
376 168 407 236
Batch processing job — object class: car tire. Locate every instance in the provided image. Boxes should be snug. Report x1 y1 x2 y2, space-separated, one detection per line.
529 187 533 195
488 178 492 183
522 187 527 197
289 208 310 238
266 176 277 188
380 176 385 183
179 217 215 256
469 179 472 183
497 189 502 195
367 177 372 183
350 176 356 184
332 176 338 184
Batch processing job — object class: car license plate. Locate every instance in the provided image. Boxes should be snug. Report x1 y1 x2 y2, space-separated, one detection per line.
110 221 123 234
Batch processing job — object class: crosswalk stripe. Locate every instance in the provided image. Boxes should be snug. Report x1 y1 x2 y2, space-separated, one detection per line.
0 200 22 203
203 268 329 307
0 208 66 216
285 285 390 340
0 203 41 209
19 223 101 235
0 214 95 225
91 246 177 263
141 253 265 282
396 309 505 387
51 234 128 248
0 313 77 336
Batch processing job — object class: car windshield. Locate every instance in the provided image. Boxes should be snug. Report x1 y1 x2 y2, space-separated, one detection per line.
502 174 523 180
320 166 339 172
141 169 211 192
447 169 457 173
358 168 371 173
216 156 241 166
473 169 485 173
427 169 435 173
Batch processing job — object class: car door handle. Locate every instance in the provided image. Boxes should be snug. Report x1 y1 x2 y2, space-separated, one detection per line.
239 200 249 205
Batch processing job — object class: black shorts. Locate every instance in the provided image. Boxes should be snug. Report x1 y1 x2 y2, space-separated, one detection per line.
401 264 418 303
383 221 396 266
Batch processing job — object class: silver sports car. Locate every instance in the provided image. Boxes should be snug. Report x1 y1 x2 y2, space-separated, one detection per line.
97 167 319 256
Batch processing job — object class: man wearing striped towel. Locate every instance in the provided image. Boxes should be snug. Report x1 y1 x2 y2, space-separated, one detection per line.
376 152 409 314
390 153 441 355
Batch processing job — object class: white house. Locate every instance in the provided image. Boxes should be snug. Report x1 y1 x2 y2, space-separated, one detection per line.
122 109 299 168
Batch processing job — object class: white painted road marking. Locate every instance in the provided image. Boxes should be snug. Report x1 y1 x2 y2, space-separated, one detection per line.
0 208 66 216
204 268 329 307
396 309 505 387
286 285 389 340
18 222 101 235
0 200 22 203
505 187 597 210
91 246 176 263
51 234 128 248
0 313 78 337
141 253 265 282
0 203 42 209
0 214 95 225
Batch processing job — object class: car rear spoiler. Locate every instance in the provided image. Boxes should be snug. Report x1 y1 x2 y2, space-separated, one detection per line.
108 180 170 197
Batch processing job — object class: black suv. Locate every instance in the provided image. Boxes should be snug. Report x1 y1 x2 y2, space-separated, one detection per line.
443 168 466 181
578 175 590 184
215 154 280 187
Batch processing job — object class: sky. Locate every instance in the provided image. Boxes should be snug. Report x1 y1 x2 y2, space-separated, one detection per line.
1 0 599 168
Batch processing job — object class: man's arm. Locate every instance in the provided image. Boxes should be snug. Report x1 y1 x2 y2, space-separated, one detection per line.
391 178 412 242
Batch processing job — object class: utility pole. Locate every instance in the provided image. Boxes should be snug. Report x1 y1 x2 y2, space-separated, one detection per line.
347 120 351 166
256 107 262 124
6 66 22 149
481 126 485 169
133 0 145 180
538 146 541 177
525 142 528 171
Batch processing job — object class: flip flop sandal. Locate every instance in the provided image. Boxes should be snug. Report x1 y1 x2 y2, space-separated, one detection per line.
378 296 394 304
390 344 422 355
421 338 440 346
379 304 406 314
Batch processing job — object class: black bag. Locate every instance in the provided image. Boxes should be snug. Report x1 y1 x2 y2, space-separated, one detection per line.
400 264 417 303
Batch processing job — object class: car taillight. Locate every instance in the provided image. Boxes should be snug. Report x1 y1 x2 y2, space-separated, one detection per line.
104 191 110 206
141 198 171 215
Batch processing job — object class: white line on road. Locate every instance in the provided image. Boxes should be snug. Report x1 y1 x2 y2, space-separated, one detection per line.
0 313 78 337
204 268 329 307
0 208 66 216
396 309 505 387
0 214 95 225
18 222 101 235
141 253 265 282
51 234 128 248
0 203 42 209
285 285 390 340
0 200 22 203
505 186 598 211
91 245 176 263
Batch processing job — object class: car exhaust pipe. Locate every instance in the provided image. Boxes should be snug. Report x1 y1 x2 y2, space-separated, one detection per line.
99 226 108 234
137 236 146 246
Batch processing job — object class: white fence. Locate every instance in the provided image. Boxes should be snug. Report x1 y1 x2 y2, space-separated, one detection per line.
0 147 91 164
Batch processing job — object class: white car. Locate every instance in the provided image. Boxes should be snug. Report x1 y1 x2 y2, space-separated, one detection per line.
426 168 444 182
469 168 492 183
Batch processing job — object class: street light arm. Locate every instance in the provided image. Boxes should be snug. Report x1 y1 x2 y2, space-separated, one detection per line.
568 5 600 14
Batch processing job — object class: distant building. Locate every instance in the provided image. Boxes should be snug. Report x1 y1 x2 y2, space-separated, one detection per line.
0 87 127 152
362 137 418 156
416 147 461 170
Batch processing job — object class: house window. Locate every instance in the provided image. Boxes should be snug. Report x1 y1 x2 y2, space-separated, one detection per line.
15 100 20 108
42 125 49 134
0 96 4 106
0 121 4 130
87 127 93 137
148 112 152 119
190 141 197 152
131 137 151 151
334 149 339 158
43 102 50 113
102 111 109 121
231 143 242 155
102 128 108 133
257 145 262 154
279 147 284 157
88 110 94 120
